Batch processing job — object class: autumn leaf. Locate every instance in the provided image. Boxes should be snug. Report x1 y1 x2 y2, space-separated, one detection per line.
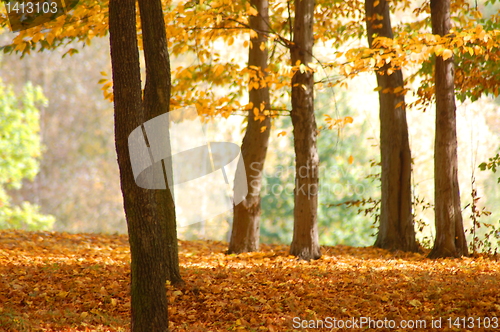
277 131 287 137
442 48 453 60
409 299 422 307
0 230 499 331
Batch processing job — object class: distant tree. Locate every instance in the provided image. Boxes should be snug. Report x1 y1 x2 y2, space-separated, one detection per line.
109 0 181 330
428 0 468 258
228 0 272 254
365 0 418 252
289 0 321 260
260 92 378 247
0 80 55 231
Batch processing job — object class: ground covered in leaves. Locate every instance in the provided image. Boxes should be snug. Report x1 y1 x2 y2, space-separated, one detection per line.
0 230 499 331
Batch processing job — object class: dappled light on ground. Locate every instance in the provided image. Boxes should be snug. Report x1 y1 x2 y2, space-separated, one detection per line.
0 230 499 331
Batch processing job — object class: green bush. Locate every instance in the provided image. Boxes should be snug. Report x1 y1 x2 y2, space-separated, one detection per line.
0 80 54 231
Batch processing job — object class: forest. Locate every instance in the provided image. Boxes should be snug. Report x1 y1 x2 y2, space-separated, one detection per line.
0 0 500 331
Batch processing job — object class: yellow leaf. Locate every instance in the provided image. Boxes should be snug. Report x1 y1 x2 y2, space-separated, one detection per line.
409 299 421 307
344 116 353 124
373 0 380 6
247 6 258 16
46 34 55 45
184 69 193 79
213 64 224 77
260 41 266 51
14 42 25 52
260 126 267 133
348 155 354 164
277 131 287 137
32 33 44 43
442 49 453 60
58 291 68 298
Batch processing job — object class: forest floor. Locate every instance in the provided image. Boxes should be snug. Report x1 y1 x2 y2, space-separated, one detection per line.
0 230 499 332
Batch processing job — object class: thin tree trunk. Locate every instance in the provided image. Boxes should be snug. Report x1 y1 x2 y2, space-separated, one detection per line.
428 0 468 258
109 0 180 330
228 0 271 254
365 0 418 252
289 0 321 260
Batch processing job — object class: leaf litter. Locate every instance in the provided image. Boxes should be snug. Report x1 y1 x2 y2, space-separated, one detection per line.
0 230 499 331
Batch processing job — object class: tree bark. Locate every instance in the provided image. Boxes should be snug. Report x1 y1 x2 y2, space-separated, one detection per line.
365 0 418 252
289 0 321 260
228 0 271 254
428 0 468 258
109 0 181 330
137 0 183 284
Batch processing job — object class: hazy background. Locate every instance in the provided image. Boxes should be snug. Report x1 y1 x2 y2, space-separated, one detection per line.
0 32 499 248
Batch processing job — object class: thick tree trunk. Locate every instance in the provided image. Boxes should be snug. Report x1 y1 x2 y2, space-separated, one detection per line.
109 0 181 330
228 0 271 254
289 0 321 260
365 0 418 252
137 0 182 284
428 0 468 258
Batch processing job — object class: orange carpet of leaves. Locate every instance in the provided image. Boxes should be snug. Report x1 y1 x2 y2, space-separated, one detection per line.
0 230 499 331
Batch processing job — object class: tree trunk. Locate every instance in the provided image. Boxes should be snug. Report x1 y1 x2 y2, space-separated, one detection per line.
428 0 468 258
109 0 181 330
365 0 418 252
137 0 183 284
228 0 271 254
289 0 321 260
